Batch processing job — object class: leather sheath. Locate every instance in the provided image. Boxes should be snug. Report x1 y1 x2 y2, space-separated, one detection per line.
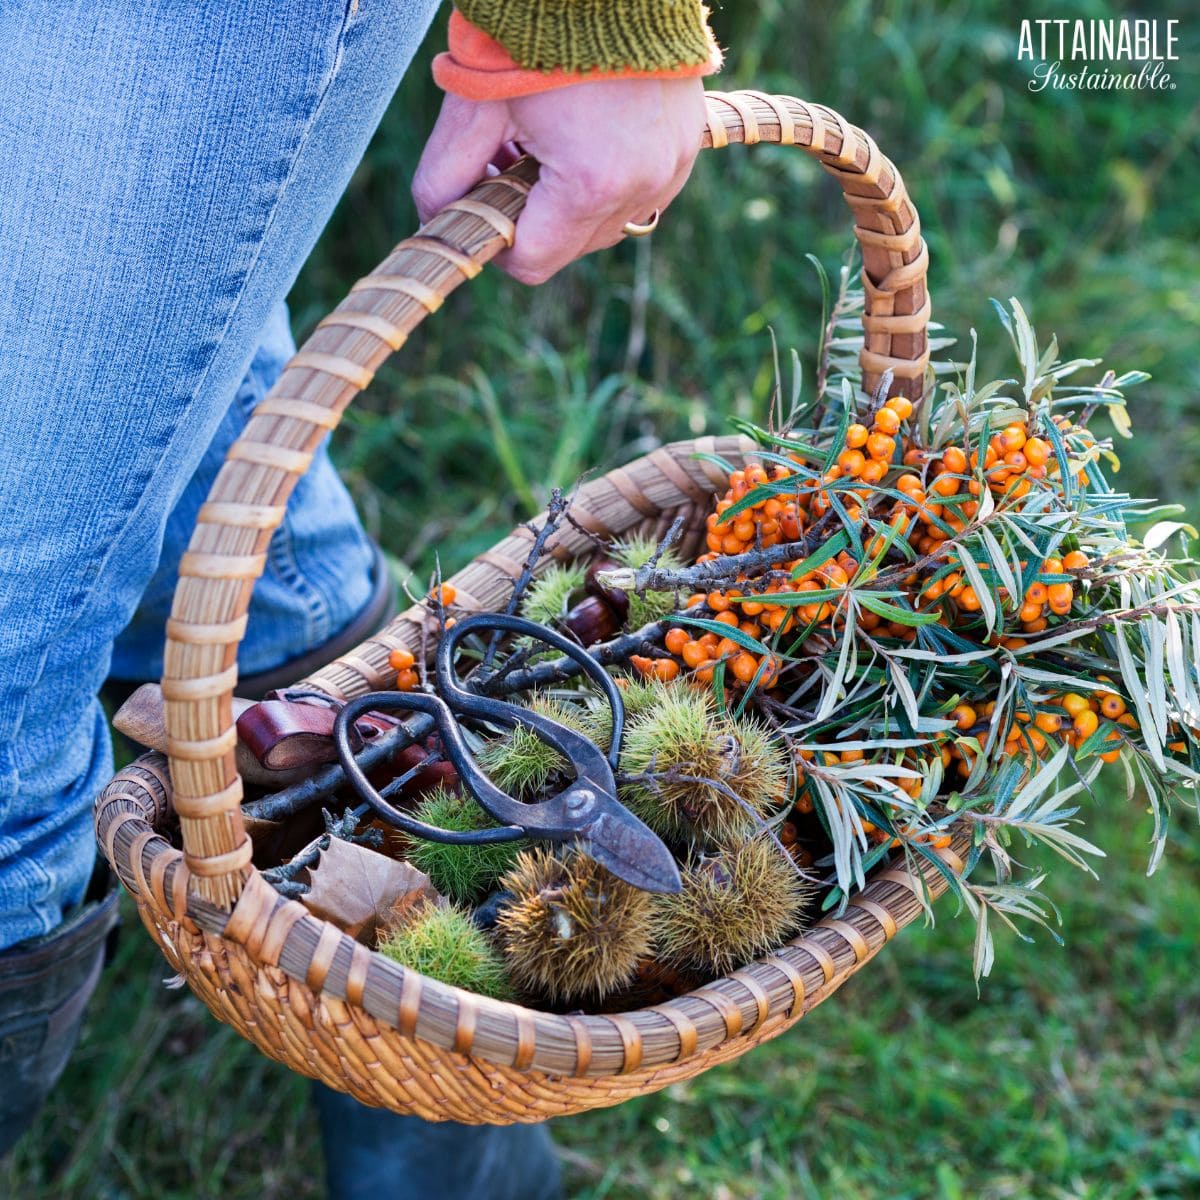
236 701 400 771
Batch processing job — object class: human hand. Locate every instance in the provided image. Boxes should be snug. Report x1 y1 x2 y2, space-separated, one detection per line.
412 77 706 285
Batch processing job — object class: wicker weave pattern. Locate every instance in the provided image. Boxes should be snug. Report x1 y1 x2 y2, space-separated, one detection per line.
93 92 945 1122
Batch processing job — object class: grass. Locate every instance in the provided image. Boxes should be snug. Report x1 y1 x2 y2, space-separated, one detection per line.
6 2 1200 1195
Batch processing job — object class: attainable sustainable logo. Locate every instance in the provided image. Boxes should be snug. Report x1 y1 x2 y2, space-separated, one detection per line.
1018 18 1179 91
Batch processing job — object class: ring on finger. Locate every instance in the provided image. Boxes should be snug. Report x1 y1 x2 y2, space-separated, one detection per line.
622 208 661 238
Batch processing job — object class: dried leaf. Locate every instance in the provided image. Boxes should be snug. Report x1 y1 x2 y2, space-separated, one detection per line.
302 838 440 944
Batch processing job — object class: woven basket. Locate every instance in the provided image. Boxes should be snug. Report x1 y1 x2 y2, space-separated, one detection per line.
95 91 964 1123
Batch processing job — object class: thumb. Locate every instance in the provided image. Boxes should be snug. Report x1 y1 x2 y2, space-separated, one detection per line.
412 95 510 224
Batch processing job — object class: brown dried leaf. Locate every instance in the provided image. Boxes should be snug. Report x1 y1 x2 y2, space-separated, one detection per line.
301 838 439 944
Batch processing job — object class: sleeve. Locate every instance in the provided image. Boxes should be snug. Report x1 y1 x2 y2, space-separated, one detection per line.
432 3 723 102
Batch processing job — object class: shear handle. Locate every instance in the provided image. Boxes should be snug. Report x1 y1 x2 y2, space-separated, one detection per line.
436 612 626 771
333 692 525 844
334 690 609 843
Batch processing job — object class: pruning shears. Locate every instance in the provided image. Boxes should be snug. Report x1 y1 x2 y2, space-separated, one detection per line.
332 612 682 895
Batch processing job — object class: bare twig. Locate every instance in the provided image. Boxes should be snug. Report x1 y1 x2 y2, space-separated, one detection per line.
481 488 570 677
478 621 669 695
599 514 837 594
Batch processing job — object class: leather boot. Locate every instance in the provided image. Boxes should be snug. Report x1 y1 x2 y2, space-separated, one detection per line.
0 865 120 1158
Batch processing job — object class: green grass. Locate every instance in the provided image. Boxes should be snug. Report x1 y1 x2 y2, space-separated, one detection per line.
7 2 1200 1195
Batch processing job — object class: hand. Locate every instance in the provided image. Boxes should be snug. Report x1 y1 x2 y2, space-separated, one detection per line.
412 78 706 285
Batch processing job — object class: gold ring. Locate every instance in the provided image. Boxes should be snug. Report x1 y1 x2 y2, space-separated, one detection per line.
622 208 661 238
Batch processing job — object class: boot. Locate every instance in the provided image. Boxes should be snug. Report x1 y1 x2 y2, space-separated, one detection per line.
313 1083 563 1200
0 865 120 1158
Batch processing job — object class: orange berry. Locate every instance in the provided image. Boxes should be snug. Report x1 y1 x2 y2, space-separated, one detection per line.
395 668 419 692
714 610 740 627
707 591 732 612
1063 550 1089 571
859 460 887 484
846 423 870 449
629 655 655 678
1100 694 1127 720
681 640 709 669
1000 424 1027 453
838 449 867 477
731 652 761 685
1034 711 1062 734
874 408 902 435
653 658 680 682
664 627 690 656
1025 582 1048 605
951 703 977 731
432 583 457 607
1019 600 1044 624
1073 709 1099 741
866 432 896 462
941 446 969 475
716 637 739 660
958 586 982 612
388 648 416 672
885 396 915 420
1004 450 1028 472
931 475 959 498
1047 582 1074 613
1024 437 1051 467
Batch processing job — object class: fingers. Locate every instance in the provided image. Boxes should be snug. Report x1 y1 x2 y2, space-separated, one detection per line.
411 79 706 284
411 94 509 225
495 78 706 285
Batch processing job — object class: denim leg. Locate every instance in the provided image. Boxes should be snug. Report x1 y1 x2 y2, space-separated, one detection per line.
0 0 441 951
313 1084 564 1200
110 300 376 681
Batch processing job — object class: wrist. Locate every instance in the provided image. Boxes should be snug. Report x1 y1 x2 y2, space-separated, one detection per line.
432 7 722 103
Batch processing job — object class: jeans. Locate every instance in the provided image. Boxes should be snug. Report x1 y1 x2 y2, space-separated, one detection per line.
0 0 442 952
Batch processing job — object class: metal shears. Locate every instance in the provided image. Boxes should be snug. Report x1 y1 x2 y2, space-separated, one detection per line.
332 612 682 894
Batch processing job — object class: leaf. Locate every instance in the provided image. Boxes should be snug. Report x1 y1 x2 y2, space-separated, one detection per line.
790 529 849 579
956 546 998 636
302 839 440 945
859 595 942 626
1108 403 1134 440
1114 621 1165 771
676 615 772 656
1144 520 1199 551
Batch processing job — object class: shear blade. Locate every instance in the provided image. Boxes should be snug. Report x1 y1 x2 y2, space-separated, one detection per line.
583 810 682 895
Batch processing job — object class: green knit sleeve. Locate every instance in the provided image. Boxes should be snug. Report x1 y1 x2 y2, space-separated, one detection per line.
455 0 717 74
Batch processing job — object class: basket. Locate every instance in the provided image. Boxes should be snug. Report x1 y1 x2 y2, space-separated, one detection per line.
95 90 965 1124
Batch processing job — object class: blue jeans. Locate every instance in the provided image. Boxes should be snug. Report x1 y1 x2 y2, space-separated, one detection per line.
0 0 442 952
0 3 564 1192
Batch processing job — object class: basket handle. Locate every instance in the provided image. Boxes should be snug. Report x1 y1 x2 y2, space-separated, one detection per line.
161 91 931 908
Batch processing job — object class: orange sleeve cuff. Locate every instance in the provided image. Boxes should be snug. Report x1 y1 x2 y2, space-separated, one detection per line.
432 10 721 102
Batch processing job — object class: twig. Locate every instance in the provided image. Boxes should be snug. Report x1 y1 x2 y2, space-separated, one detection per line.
600 515 837 594
260 805 377 887
480 488 570 677
478 621 668 695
